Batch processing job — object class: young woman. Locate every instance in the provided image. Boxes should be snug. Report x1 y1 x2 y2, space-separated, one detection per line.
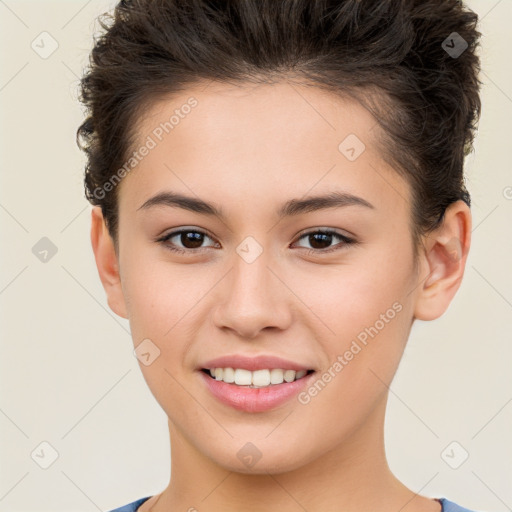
77 1 483 511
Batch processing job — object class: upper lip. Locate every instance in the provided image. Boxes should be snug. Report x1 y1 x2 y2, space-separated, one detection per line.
199 354 314 372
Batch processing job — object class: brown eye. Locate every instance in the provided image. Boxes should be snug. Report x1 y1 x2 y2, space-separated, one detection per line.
306 232 334 250
294 229 356 254
176 231 204 249
158 229 218 254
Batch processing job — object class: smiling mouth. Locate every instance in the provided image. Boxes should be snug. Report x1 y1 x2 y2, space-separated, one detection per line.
201 368 315 388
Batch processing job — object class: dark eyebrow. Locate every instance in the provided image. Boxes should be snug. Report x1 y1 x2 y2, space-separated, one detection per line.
138 192 224 217
278 191 375 216
137 190 375 218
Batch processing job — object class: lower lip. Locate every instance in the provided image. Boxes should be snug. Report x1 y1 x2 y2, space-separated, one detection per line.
199 370 315 413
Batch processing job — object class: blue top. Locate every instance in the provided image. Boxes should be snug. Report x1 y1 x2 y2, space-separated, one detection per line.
107 496 482 512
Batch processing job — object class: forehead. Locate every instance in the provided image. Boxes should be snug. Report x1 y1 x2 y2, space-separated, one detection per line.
136 80 378 156
120 80 411 220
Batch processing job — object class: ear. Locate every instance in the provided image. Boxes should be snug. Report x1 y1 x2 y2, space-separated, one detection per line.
90 206 128 319
413 200 472 321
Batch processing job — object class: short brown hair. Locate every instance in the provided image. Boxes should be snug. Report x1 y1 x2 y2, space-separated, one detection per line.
77 0 481 257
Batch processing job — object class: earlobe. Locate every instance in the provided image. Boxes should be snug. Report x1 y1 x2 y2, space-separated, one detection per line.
413 200 471 321
90 206 129 319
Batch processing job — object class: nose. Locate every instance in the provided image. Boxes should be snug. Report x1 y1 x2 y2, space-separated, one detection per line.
212 248 292 339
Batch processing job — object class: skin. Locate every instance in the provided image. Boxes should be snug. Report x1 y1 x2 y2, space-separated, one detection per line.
90 81 471 512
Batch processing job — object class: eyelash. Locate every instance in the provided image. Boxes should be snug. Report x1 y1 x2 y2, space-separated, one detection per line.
156 228 357 255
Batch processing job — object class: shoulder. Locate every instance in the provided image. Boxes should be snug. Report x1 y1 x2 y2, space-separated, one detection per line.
106 496 152 512
106 496 484 512
439 497 485 512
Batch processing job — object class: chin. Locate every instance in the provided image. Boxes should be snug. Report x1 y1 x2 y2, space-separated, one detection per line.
205 440 316 475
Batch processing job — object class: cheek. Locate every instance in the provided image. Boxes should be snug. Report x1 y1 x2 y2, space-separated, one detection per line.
119 243 190 335
296 249 412 401
122 271 172 342
120 252 218 378
294 310 409 450
297 252 410 338
119 257 202 417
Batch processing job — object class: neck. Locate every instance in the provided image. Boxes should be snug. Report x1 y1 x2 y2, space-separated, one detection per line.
143 396 439 512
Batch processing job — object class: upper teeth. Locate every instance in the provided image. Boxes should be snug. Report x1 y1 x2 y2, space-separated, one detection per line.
209 368 308 387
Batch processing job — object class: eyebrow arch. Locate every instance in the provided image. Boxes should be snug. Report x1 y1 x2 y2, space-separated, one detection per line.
137 190 375 219
278 191 375 216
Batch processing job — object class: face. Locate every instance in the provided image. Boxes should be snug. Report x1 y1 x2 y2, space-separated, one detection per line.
100 81 426 473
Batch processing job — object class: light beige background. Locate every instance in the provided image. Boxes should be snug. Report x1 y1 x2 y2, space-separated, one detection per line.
0 1 511 511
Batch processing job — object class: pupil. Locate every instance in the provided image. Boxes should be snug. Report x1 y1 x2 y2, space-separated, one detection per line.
182 232 203 249
310 233 332 249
